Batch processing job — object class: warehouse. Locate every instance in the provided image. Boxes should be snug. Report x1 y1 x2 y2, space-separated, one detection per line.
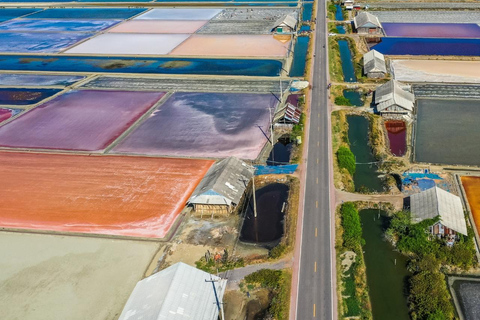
374 79 415 118
118 262 227 320
188 156 255 217
363 49 387 78
353 11 383 35
409 187 467 244
271 13 298 33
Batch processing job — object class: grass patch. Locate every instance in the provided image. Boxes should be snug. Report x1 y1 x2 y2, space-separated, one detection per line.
195 253 244 273
336 203 373 319
328 37 343 83
244 269 292 320
335 95 353 106
290 110 306 164
331 110 354 191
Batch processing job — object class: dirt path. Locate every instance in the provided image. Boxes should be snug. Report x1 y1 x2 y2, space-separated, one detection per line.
335 189 404 210
220 259 291 290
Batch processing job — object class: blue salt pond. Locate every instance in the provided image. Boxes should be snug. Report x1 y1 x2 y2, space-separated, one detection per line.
0 74 84 86
27 8 146 19
0 9 40 22
373 38 480 56
302 3 313 21
336 25 346 34
335 4 344 21
0 33 90 54
0 56 283 77
0 19 121 33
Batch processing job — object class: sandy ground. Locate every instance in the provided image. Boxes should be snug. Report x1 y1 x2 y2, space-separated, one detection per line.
0 231 160 320
391 60 480 83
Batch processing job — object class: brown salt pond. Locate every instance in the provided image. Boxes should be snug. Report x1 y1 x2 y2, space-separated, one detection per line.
385 120 406 156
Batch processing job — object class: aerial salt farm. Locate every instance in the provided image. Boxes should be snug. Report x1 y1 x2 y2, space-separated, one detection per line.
0 3 302 318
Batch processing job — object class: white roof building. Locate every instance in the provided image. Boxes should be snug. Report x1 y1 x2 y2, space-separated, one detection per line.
353 12 382 29
363 49 387 76
410 187 467 235
271 13 298 32
118 262 227 320
188 157 254 207
374 79 415 113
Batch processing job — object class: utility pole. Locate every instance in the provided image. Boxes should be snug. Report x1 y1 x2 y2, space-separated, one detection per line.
252 174 258 218
205 276 225 320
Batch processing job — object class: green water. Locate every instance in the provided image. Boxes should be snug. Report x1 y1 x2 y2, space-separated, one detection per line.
360 209 411 320
347 115 384 192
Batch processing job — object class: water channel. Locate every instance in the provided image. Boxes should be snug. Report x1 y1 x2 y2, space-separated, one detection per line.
267 137 292 165
360 209 411 320
335 4 344 21
240 183 288 244
347 115 384 192
338 40 357 82
336 25 346 34
289 36 310 77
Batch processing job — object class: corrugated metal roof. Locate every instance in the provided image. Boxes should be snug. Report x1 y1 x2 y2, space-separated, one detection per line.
272 13 298 31
363 49 387 74
410 186 467 235
374 79 415 112
354 11 382 29
118 262 226 320
189 157 254 206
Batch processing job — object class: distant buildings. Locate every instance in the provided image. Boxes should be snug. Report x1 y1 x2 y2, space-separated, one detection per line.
353 12 383 35
118 262 226 320
410 187 467 243
374 79 415 118
363 49 387 79
188 157 254 217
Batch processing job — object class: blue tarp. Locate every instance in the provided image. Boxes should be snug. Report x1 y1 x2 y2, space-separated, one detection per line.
255 164 298 175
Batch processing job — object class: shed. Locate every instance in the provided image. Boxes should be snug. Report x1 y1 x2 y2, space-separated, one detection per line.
353 12 383 35
118 262 226 320
410 187 467 237
374 79 415 116
343 0 354 6
271 13 298 33
188 157 254 217
363 49 387 78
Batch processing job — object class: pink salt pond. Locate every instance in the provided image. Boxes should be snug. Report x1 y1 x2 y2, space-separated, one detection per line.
108 20 208 34
170 35 291 57
0 90 165 151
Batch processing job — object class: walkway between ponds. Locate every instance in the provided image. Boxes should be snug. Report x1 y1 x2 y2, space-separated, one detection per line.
335 189 404 210
220 259 290 290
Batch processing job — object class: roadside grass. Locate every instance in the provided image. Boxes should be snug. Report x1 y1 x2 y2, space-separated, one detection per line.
332 110 354 191
336 203 373 320
269 176 299 260
328 38 343 83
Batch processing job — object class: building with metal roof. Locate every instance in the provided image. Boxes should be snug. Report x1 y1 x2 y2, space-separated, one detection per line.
353 11 383 35
118 262 226 320
363 49 387 78
271 13 298 33
188 156 254 217
374 79 415 117
410 186 467 236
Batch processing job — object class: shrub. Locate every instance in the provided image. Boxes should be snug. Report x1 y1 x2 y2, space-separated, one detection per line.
244 269 282 289
269 243 287 259
337 146 356 175
335 95 352 106
340 203 363 251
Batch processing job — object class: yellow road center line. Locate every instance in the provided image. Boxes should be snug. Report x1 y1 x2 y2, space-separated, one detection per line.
315 261 317 272
317 158 319 164
317 141 319 146
315 228 318 237
314 304 316 317
318 126 320 131
316 177 318 184
316 201 318 208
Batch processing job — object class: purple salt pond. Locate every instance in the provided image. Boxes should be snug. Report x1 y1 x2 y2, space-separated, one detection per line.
383 23 480 39
0 90 165 151
112 92 278 159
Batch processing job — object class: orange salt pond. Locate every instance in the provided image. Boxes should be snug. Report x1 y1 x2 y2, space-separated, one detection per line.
0 152 213 238
461 176 480 234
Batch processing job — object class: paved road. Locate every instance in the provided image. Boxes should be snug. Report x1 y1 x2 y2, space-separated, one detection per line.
295 0 335 319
